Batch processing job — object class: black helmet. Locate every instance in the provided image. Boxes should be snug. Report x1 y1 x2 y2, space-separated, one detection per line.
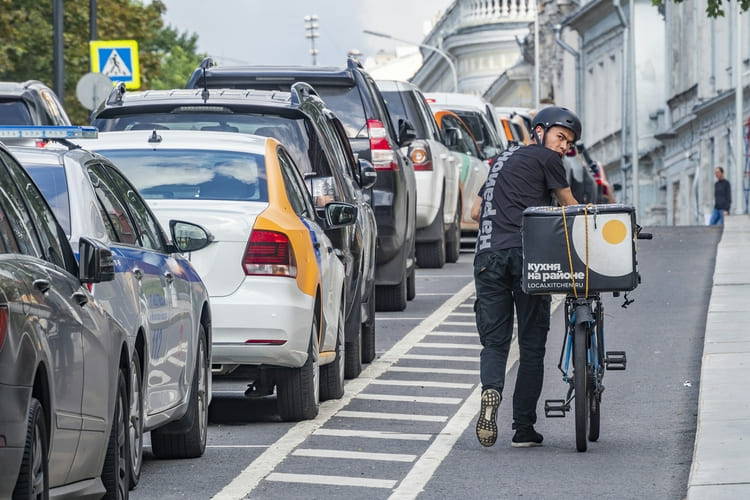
532 106 582 142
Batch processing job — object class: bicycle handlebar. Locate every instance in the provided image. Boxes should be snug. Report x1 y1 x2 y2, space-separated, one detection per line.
635 224 652 240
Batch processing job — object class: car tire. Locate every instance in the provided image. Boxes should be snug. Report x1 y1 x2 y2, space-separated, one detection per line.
321 304 346 400
128 350 144 490
375 272 407 312
277 313 320 421
406 265 416 301
416 196 446 269
361 280 376 364
151 326 209 459
344 286 362 379
12 397 49 500
445 197 461 264
102 369 130 500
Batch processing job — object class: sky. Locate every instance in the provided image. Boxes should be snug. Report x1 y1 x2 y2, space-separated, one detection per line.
158 0 455 68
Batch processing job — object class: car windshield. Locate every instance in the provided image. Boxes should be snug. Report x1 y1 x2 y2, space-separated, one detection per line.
98 149 269 202
0 100 33 125
308 86 368 139
23 163 72 235
92 112 315 175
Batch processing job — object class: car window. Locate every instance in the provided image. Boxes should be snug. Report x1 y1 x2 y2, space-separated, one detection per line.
310 86 368 139
381 90 426 140
414 90 442 142
98 148 268 202
88 164 139 245
442 115 481 158
277 147 314 219
313 113 357 200
104 165 166 252
0 100 34 125
0 199 18 253
0 151 69 268
23 163 72 236
0 155 38 255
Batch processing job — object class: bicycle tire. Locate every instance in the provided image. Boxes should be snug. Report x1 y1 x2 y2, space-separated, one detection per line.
574 321 589 452
589 305 603 442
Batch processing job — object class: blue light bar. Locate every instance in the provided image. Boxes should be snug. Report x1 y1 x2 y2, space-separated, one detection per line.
0 126 98 139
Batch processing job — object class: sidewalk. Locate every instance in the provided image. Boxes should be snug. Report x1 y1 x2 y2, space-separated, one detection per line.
687 214 750 499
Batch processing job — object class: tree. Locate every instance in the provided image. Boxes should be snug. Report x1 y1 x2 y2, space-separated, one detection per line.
652 0 750 18
0 0 205 124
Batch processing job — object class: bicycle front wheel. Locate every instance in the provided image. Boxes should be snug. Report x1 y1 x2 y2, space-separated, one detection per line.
589 307 602 442
574 321 589 452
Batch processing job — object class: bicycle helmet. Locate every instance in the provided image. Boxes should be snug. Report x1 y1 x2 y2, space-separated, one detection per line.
532 106 582 143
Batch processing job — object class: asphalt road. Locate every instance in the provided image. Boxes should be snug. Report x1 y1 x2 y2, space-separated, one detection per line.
131 226 720 500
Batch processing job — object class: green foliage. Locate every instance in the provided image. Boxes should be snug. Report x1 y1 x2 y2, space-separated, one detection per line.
652 0 750 18
0 0 204 124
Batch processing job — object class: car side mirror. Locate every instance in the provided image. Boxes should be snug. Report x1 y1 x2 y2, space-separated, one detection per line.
169 220 213 253
357 158 377 190
78 237 115 283
443 127 461 149
325 202 358 229
398 118 417 148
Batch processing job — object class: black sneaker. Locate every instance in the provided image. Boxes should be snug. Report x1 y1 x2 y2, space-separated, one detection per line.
511 426 543 448
476 389 501 447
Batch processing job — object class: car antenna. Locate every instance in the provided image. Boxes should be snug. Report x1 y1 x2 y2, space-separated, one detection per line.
148 129 162 143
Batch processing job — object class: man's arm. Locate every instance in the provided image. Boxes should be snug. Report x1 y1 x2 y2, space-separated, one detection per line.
553 187 579 206
470 195 482 222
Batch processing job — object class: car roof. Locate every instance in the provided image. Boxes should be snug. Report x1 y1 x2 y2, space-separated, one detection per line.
87 129 270 155
192 65 358 88
8 143 95 166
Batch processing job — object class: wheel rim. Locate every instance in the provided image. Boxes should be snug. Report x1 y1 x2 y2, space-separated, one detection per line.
129 356 143 477
30 418 44 498
197 337 208 447
338 308 346 384
312 313 320 406
117 384 128 498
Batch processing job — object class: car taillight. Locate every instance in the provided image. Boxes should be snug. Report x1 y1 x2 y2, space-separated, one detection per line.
410 141 432 171
367 119 397 171
0 306 7 352
243 230 297 277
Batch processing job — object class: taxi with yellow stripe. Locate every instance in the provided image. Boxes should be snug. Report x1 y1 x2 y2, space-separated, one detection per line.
87 130 357 422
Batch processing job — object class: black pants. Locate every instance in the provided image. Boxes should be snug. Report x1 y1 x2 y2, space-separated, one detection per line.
474 248 551 429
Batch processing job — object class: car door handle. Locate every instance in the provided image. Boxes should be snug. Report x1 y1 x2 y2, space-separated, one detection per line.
72 291 88 306
164 272 174 285
327 246 334 254
133 267 144 280
33 279 50 294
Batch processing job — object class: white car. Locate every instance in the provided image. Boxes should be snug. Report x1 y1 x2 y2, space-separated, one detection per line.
88 130 355 421
378 80 462 266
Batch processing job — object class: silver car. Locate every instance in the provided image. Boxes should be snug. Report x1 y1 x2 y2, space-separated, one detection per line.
0 141 131 499
9 126 213 490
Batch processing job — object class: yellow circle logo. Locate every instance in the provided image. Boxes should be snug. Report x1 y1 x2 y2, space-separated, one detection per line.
602 219 627 245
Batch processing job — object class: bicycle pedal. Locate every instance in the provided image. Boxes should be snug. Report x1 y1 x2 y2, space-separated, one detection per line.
544 399 568 418
605 351 627 370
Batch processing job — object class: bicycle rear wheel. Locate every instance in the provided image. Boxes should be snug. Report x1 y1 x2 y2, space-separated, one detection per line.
574 322 589 452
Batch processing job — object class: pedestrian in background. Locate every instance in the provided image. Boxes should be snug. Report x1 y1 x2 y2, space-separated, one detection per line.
469 106 581 448
709 166 731 225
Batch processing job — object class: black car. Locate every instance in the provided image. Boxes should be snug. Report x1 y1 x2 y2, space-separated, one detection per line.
186 57 418 312
0 80 71 126
90 83 378 378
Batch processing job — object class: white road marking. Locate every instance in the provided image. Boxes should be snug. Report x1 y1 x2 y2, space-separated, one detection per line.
266 472 396 489
414 292 454 296
377 317 428 321
336 411 448 422
370 379 474 389
401 354 478 362
415 342 482 350
457 303 474 308
356 393 463 405
212 282 476 499
206 445 268 448
292 448 417 462
389 366 479 375
447 312 475 316
425 331 477 337
441 321 477 326
313 429 432 441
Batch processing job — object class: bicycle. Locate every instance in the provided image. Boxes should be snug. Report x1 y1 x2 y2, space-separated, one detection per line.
542 222 652 452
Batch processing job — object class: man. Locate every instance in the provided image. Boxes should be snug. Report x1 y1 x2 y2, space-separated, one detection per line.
709 166 731 225
470 106 581 448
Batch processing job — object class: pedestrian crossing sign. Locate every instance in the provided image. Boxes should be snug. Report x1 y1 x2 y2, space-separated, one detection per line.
90 40 140 89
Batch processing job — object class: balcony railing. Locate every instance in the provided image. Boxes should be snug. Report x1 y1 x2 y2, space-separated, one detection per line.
461 0 536 25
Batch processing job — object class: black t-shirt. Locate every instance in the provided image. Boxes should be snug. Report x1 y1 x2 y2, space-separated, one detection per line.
475 144 569 253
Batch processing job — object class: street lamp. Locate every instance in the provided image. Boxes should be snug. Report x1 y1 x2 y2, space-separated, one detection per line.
304 15 319 66
363 29 458 92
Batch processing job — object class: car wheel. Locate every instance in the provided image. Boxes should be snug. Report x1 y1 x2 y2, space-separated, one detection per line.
416 198 446 269
12 397 49 500
445 197 461 263
128 350 143 489
361 280 376 364
151 326 209 459
375 272 407 312
102 369 129 500
277 312 320 421
321 304 346 400
406 265 416 301
344 285 362 379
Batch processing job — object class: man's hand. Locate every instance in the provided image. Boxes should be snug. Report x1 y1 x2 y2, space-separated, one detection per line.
553 187 579 206
470 196 482 222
